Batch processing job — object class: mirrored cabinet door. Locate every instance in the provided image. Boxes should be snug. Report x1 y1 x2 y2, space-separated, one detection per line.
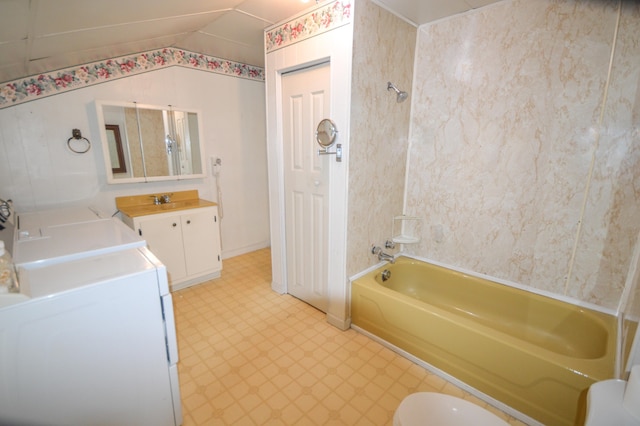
96 100 206 184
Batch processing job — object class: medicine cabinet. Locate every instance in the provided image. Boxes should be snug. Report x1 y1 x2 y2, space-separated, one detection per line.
95 100 206 184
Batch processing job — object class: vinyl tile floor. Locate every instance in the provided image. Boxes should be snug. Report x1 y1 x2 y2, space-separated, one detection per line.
172 248 524 425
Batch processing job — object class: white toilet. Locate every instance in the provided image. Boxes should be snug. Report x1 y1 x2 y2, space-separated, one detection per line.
585 365 640 426
393 392 509 426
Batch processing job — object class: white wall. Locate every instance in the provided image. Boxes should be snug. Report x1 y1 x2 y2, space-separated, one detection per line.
0 66 270 258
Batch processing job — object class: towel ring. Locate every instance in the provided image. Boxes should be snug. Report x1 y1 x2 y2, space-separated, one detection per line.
67 129 91 154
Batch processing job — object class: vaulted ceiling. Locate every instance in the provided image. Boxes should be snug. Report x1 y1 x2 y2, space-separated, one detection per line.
0 0 502 84
0 0 315 83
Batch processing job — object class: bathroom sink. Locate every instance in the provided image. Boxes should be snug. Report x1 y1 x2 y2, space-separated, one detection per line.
132 201 193 213
157 201 198 210
116 190 217 218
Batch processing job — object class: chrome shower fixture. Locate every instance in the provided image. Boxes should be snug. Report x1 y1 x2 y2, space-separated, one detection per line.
387 82 408 103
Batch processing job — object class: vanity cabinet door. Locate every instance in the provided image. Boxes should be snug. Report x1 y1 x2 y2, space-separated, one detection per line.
129 205 222 289
181 207 221 276
137 214 187 282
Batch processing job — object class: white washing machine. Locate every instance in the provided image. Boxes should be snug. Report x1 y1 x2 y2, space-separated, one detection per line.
0 207 182 425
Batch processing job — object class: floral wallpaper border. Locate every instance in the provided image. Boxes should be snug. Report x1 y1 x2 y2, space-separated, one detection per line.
0 48 264 109
265 0 352 53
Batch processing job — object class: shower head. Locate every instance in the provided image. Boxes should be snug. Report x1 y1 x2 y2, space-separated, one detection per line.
387 82 408 103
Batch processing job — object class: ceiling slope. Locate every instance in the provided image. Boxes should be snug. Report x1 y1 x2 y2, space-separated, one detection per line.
0 0 313 83
0 0 503 84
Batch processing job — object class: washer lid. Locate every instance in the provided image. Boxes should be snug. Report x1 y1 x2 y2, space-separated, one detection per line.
14 218 145 268
17 248 155 299
16 207 108 242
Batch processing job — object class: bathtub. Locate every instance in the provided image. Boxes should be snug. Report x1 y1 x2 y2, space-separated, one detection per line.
350 256 616 426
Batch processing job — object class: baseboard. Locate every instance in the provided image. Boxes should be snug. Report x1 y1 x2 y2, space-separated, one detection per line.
327 313 351 330
170 271 221 291
271 280 286 294
222 240 270 259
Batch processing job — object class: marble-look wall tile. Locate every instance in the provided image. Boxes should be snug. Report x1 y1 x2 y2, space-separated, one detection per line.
570 1 640 308
347 0 416 276
404 0 631 308
138 108 169 177
125 108 145 177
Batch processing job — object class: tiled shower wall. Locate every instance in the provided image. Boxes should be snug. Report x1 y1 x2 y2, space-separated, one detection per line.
571 1 640 311
404 0 640 311
347 0 416 277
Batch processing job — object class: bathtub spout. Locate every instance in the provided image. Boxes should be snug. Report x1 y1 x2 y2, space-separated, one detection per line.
372 246 395 264
379 251 395 264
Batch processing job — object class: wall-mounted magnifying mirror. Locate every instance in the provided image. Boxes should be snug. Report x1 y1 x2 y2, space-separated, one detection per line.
316 119 338 148
316 119 342 162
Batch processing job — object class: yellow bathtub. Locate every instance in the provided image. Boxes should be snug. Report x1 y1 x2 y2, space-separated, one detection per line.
350 256 616 426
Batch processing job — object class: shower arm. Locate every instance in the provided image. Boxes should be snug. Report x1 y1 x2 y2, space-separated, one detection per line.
387 82 408 103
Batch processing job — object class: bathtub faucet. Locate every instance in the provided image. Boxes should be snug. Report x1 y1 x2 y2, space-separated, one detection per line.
371 245 395 264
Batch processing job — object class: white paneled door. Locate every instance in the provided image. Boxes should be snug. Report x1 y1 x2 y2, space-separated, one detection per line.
282 62 331 312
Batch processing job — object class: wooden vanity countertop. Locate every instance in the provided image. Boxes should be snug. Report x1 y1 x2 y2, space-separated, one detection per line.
116 190 217 218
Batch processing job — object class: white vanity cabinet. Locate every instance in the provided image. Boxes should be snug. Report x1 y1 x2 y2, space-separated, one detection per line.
124 206 221 290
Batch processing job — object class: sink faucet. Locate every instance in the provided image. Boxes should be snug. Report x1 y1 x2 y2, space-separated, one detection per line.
161 193 172 204
150 195 161 205
372 245 395 264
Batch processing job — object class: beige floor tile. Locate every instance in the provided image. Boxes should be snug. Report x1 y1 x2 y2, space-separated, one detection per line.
173 248 518 425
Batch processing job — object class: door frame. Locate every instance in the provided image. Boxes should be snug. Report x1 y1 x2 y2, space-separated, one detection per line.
265 17 353 329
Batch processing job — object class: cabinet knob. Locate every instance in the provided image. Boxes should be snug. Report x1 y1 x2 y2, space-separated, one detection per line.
172 223 177 227
186 220 191 224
